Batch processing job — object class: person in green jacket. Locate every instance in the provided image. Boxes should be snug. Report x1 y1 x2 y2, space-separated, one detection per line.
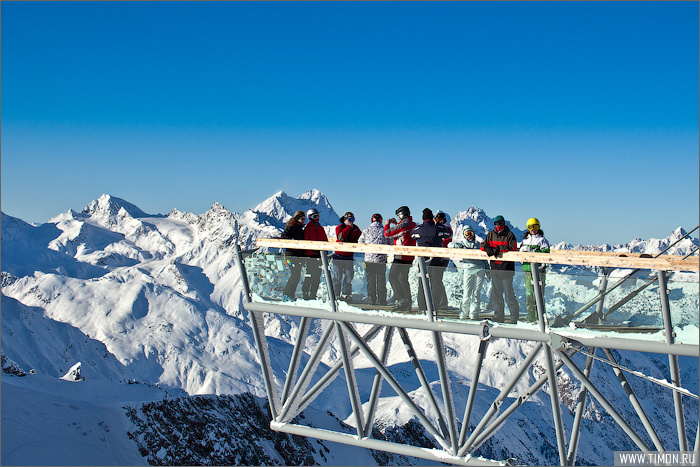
519 217 551 322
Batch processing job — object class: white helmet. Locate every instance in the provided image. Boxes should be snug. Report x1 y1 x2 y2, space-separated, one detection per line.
306 208 319 219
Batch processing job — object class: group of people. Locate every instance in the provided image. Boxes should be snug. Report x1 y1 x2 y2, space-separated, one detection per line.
280 205 550 324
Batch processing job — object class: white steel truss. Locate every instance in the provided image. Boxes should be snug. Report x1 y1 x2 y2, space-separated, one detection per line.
235 239 699 466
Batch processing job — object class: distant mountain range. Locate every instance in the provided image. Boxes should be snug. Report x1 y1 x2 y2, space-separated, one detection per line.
1 190 697 466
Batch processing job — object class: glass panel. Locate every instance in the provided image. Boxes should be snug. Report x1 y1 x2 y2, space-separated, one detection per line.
242 248 698 344
666 271 699 345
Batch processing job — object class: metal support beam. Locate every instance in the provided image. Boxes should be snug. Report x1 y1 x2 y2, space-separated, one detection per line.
468 353 578 456
459 343 544 456
282 316 311 404
556 350 651 452
533 263 567 466
566 348 595 465
335 320 365 437
320 251 337 311
234 243 280 419
397 327 451 441
271 421 507 466
244 301 699 357
300 325 383 410
459 338 490 448
602 348 665 452
337 320 447 447
567 226 699 323
604 275 658 319
593 270 609 323
277 322 335 421
658 270 688 452
362 326 395 438
418 256 459 452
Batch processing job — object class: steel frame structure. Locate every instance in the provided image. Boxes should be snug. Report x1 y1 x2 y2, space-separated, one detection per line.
234 240 699 466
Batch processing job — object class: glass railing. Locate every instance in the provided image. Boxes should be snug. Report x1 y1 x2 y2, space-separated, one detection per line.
243 251 699 344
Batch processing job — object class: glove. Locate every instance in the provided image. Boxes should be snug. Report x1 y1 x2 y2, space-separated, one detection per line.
387 218 396 225
484 245 496 257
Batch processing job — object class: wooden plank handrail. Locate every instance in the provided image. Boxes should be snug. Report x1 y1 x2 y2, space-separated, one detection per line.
254 238 699 272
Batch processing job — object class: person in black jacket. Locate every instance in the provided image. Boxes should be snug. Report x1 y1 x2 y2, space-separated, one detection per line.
280 210 306 301
411 208 451 312
480 215 519 323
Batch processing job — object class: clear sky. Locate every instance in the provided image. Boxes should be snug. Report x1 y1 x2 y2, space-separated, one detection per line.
2 1 698 246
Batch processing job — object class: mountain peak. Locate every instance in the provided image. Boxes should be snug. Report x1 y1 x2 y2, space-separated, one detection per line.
82 194 150 220
251 190 339 228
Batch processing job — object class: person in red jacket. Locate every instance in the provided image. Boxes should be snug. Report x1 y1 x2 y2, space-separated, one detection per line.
332 211 362 302
302 208 328 300
480 215 519 323
384 205 417 311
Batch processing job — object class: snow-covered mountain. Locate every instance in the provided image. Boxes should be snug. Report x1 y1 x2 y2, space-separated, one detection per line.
2 191 698 466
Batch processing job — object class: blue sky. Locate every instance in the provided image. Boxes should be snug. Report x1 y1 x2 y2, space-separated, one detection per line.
2 1 698 245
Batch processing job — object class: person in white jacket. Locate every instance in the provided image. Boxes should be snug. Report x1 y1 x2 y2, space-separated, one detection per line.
448 226 488 319
358 213 390 306
519 217 551 322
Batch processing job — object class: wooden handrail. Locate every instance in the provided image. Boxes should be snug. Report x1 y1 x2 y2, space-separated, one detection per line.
254 238 699 273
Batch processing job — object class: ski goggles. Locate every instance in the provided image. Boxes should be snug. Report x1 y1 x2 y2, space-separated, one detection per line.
309 213 319 220
494 220 505 227
346 217 355 222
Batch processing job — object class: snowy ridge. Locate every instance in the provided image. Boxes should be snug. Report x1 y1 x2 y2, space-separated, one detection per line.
1 190 698 465
449 206 525 243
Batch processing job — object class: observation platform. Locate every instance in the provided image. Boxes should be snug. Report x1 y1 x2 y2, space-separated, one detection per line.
235 237 698 466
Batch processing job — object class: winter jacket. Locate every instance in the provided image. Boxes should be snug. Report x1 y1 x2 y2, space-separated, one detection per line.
335 223 362 259
412 220 451 267
304 220 329 257
411 220 450 248
358 221 389 263
480 226 517 271
384 216 417 262
448 237 488 270
281 221 305 257
520 229 550 272
440 224 453 248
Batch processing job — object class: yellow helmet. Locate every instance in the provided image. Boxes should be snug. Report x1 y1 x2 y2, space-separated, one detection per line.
526 217 540 231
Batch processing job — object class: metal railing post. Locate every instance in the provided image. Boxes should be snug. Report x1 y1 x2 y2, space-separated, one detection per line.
320 251 338 311
532 263 567 465
658 270 688 451
234 243 279 419
417 256 436 321
593 270 609 323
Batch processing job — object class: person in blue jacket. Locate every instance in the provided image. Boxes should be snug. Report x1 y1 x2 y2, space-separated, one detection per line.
448 226 488 319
